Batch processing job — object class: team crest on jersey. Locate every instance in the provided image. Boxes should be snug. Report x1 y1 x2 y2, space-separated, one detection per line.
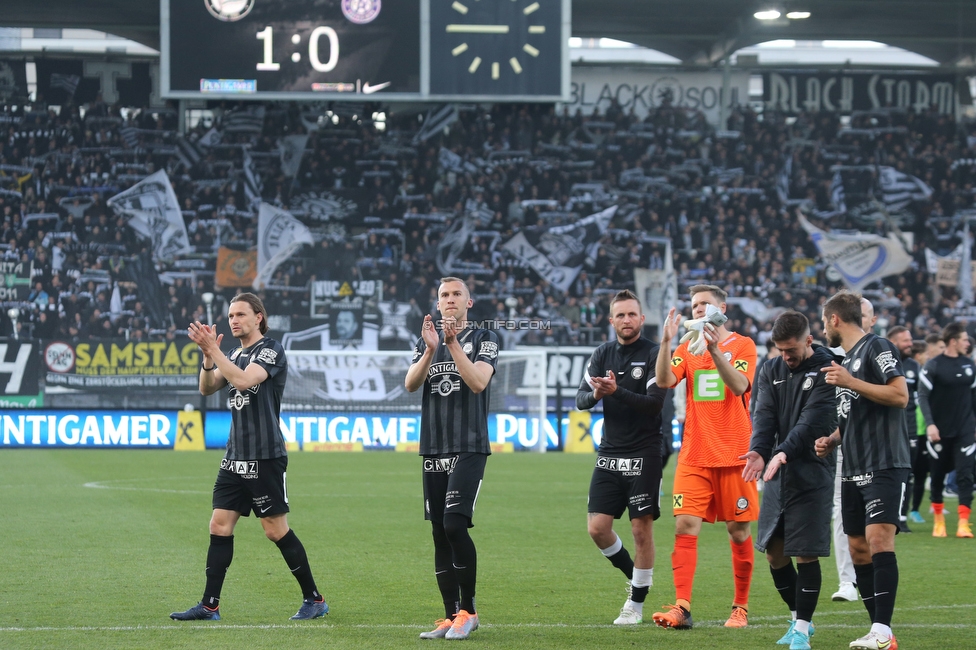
434 378 461 396
462 342 473 354
631 366 644 379
724 352 733 361
735 496 749 515
671 356 683 367
734 359 749 372
852 359 862 372
966 367 974 377
906 370 915 379
802 377 814 391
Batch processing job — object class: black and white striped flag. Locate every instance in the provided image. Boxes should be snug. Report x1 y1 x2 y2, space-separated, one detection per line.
242 148 263 207
412 104 458 144
877 166 932 211
120 126 140 148
224 106 265 134
50 73 80 97
175 135 203 170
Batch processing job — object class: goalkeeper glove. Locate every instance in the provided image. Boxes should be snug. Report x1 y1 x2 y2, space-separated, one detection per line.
678 304 728 356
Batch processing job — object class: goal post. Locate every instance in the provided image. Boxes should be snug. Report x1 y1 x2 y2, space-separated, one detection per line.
282 349 550 451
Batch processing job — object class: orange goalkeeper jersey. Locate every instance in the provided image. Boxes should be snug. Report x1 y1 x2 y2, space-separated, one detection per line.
670 332 757 467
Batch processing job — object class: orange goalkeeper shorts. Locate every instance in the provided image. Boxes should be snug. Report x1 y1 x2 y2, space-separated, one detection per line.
670 463 759 523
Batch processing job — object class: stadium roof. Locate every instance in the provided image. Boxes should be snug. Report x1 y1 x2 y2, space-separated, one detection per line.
3 0 976 68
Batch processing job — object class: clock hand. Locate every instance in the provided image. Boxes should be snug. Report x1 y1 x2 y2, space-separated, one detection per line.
446 25 511 34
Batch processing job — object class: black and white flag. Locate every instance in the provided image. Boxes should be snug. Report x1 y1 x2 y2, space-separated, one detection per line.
412 105 458 144
175 135 203 170
254 203 314 290
224 106 265 134
502 205 617 292
49 73 80 98
279 134 309 178
242 148 263 208
878 166 932 211
107 169 192 260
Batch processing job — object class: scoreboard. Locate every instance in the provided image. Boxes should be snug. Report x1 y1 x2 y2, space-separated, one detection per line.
161 0 570 101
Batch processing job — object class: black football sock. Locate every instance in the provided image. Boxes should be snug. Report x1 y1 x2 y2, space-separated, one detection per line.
432 522 460 619
853 562 876 622
770 561 798 612
274 529 322 601
871 552 898 627
601 535 635 581
444 513 478 614
795 561 821 623
203 534 234 609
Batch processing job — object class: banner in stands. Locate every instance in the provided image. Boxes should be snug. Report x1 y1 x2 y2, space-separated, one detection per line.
0 259 32 300
204 411 578 451
215 247 257 288
0 340 41 406
763 71 965 115
42 339 200 390
563 68 749 125
0 410 175 447
798 215 913 290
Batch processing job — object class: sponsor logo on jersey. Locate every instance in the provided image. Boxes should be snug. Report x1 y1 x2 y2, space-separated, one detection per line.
672 494 684 509
256 347 278 365
478 340 498 359
693 369 725 401
734 359 749 372
671 356 683 367
875 350 898 374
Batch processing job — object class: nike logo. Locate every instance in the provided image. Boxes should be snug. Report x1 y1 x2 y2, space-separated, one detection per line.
363 81 391 94
877 638 891 649
869 510 884 518
773 379 785 385
260 505 272 513
637 505 653 511
801 588 818 593
445 502 460 509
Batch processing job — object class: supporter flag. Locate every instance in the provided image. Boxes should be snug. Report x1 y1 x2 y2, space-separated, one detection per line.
175 135 203 171
776 156 791 204
877 166 932 211
253 203 313 290
120 126 140 148
798 214 912 290
197 127 222 148
279 134 309 178
224 106 265 134
242 148 263 208
49 73 80 98
830 171 846 212
107 169 192 260
216 246 257 288
109 283 123 320
412 105 458 144
502 205 616 292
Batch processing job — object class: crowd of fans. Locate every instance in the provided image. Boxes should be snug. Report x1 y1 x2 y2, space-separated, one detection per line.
2 92 976 350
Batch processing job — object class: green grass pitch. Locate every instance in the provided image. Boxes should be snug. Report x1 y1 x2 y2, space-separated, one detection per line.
0 450 972 649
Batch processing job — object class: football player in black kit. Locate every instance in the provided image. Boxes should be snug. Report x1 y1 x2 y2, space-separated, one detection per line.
576 290 669 625
172 292 327 621
886 326 920 534
917 322 975 539
405 277 499 640
815 291 910 650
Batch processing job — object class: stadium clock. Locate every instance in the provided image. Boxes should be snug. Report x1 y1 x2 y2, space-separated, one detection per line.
428 0 568 98
162 0 420 99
